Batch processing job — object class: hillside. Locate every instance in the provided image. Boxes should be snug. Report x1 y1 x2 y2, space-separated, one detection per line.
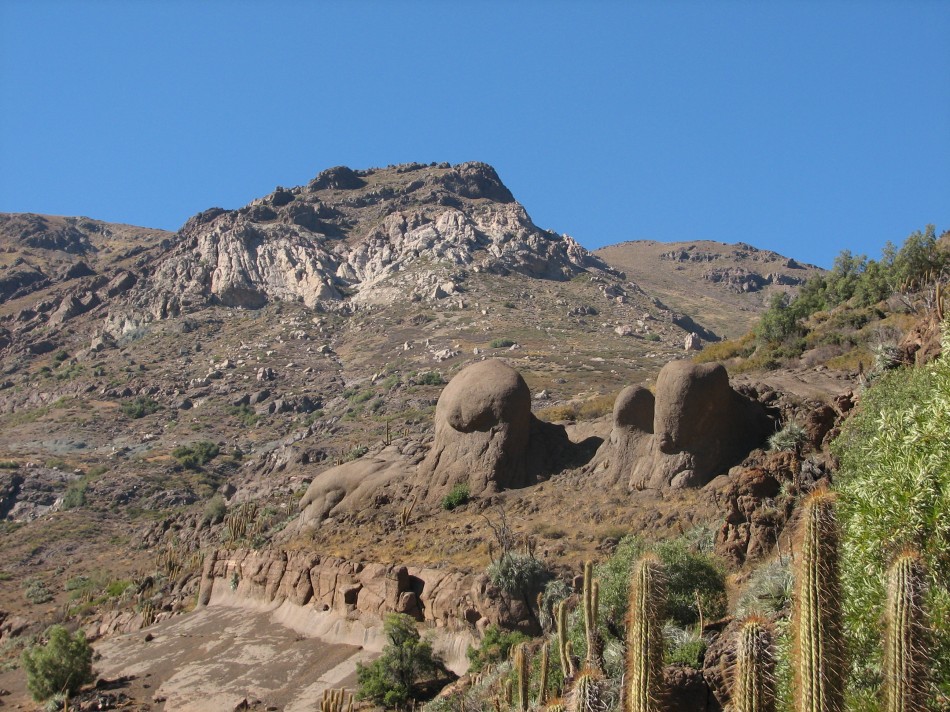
0 163 863 710
597 240 823 339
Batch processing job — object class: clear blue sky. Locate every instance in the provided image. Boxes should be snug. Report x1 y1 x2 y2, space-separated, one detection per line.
1 1 947 268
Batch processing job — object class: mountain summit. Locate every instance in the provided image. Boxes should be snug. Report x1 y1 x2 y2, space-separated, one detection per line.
143 162 602 316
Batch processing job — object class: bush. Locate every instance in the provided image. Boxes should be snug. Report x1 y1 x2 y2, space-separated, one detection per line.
21 625 94 701
441 484 470 511
489 338 516 348
467 625 528 672
24 579 52 605
61 481 87 509
415 371 444 386
120 396 160 419
203 494 227 524
833 325 950 699
172 441 220 470
356 613 444 707
487 553 550 600
663 623 707 667
227 404 260 426
767 422 806 452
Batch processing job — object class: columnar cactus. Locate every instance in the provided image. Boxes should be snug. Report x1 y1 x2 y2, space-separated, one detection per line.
558 599 574 680
884 550 929 712
583 561 601 669
792 487 845 712
625 553 665 712
515 642 530 712
538 640 550 706
733 616 776 712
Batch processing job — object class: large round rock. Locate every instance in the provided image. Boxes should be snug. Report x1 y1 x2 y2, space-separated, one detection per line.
418 360 534 501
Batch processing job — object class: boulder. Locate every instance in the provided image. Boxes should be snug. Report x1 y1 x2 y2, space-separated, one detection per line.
416 359 574 503
595 360 772 490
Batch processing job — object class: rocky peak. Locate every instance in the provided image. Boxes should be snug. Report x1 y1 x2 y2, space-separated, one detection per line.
139 162 604 315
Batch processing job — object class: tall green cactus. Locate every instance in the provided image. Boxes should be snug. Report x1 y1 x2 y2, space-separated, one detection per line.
557 599 574 680
583 560 601 669
733 616 776 712
515 642 530 712
884 550 929 712
538 640 550 706
625 553 665 712
793 487 845 712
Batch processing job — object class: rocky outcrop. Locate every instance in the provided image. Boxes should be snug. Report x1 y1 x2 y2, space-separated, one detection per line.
136 162 604 316
197 548 536 637
416 360 574 503
596 360 772 490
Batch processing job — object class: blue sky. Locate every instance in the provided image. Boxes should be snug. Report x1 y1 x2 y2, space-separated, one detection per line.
1 1 947 268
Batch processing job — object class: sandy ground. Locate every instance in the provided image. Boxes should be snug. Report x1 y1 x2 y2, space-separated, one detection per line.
94 605 370 712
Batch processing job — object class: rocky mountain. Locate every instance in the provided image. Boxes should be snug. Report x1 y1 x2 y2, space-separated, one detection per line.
0 162 850 709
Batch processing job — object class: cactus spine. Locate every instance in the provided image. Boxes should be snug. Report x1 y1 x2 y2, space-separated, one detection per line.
571 667 605 712
625 553 665 712
515 642 530 712
733 616 776 712
793 487 844 712
884 550 929 712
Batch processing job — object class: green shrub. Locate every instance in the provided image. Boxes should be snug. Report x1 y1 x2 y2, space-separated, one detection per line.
21 625 94 701
645 333 661 342
663 623 707 667
833 325 950 700
415 371 444 386
441 484 470 510
467 624 528 672
489 338 516 348
586 533 727 657
61 481 87 510
120 396 160 419
52 350 69 363
0 460 19 469
227 404 260 426
203 494 227 524
357 613 445 708
24 579 52 605
105 579 132 598
172 441 220 470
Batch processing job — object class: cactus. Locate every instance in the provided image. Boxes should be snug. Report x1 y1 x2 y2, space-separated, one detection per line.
625 553 665 712
733 616 776 712
792 487 845 712
583 561 601 669
558 599 573 680
570 666 607 712
515 642 530 712
546 700 565 712
884 550 929 712
503 678 514 706
538 640 550 706
400 493 417 527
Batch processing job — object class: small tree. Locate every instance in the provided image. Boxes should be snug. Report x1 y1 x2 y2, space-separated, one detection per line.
21 625 94 701
357 613 445 708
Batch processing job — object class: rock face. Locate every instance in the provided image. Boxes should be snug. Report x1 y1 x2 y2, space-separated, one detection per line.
417 359 574 503
197 548 536 635
598 360 772 489
140 162 603 316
